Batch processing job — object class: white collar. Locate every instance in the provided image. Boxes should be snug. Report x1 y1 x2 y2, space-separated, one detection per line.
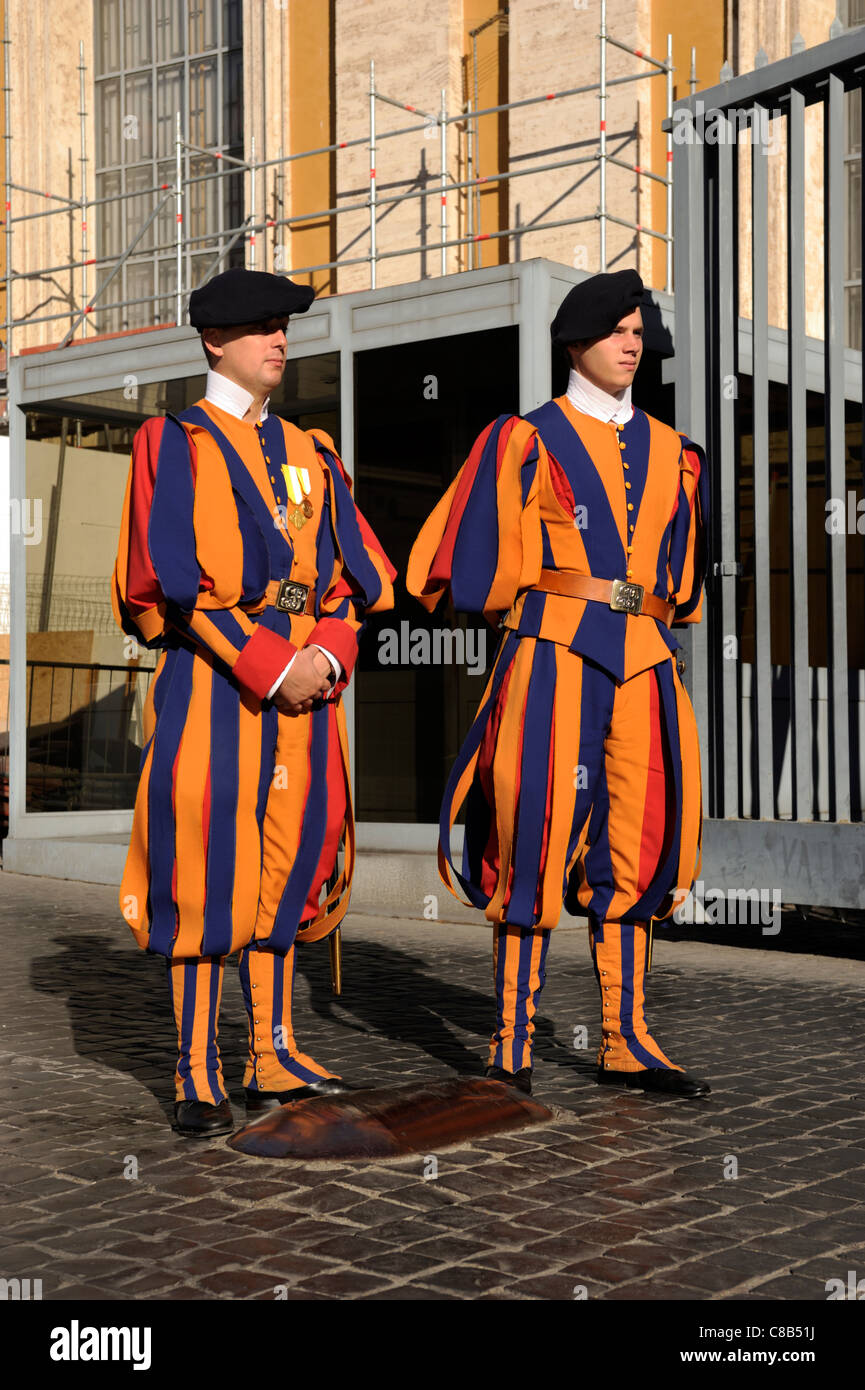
566 367 633 426
205 368 269 423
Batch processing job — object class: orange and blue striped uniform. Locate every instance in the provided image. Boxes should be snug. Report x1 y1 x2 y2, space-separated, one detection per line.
113 400 395 1100
408 398 708 1074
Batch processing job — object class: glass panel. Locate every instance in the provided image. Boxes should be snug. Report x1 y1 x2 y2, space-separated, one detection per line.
124 70 154 161
96 76 122 169
97 168 123 259
94 0 123 75
24 413 148 812
189 0 219 53
225 0 242 50
186 154 219 242
188 57 219 149
846 86 861 157
124 257 155 328
155 159 176 251
155 0 185 61
225 48 243 150
125 0 153 68
847 282 862 351
125 163 157 252
157 255 179 323
354 328 519 821
846 159 862 283
156 64 184 159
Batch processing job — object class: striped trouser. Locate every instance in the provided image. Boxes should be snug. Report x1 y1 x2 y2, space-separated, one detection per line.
489 917 681 1075
488 923 551 1071
166 944 338 1103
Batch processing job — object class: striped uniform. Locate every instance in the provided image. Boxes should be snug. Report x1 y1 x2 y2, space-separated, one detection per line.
112 400 395 1099
407 397 708 1074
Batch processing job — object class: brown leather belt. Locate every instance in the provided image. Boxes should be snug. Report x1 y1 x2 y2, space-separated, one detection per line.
244 579 316 617
535 568 675 627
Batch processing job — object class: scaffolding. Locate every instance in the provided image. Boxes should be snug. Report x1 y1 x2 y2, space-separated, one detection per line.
1 0 696 359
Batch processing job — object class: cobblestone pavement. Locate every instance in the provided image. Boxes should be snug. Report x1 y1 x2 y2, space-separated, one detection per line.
1 870 864 1303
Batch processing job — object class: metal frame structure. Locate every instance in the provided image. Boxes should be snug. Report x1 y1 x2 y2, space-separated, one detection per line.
2 0 677 352
5 244 865 909
3 258 675 878
670 25 865 909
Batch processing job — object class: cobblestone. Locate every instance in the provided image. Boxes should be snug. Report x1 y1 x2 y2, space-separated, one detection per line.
0 871 864 1301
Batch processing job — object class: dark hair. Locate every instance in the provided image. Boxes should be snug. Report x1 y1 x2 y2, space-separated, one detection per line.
200 332 218 370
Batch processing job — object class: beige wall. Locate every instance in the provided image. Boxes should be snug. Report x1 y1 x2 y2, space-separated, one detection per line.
8 0 95 350
1 0 855 351
734 0 838 337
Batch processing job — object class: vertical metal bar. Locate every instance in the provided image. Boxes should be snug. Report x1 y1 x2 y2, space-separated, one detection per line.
751 101 774 819
440 87 447 277
518 260 550 413
250 134 256 269
369 59 377 289
689 46 697 97
473 32 481 265
665 33 673 293
787 87 811 821
466 98 475 270
7 367 26 835
175 110 183 324
599 0 607 272
4 6 12 363
825 72 851 821
78 41 89 326
333 296 355 786
672 97 709 812
717 119 740 818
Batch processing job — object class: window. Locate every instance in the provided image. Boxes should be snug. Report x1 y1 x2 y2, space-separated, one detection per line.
93 0 243 333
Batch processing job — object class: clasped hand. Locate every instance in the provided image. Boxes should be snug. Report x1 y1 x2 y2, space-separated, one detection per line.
273 648 334 716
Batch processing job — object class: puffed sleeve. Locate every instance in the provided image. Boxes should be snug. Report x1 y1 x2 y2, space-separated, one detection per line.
111 414 298 701
303 427 397 696
406 414 544 624
669 434 710 626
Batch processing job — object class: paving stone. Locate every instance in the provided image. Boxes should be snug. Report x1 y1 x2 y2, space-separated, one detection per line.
1 873 864 1302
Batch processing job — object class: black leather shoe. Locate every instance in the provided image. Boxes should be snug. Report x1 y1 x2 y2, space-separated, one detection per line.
173 1098 233 1135
597 1066 711 1097
244 1078 351 1112
484 1065 532 1095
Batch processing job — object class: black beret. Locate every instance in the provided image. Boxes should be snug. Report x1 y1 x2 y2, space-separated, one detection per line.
551 269 644 347
188 267 315 329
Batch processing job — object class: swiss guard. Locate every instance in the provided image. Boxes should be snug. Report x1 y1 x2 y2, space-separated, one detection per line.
111 267 396 1135
407 269 711 1097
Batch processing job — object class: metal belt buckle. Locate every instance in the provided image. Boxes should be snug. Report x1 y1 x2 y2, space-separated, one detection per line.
609 578 644 615
274 579 310 615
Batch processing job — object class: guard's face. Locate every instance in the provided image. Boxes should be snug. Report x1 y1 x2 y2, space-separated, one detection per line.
203 315 290 395
570 307 643 393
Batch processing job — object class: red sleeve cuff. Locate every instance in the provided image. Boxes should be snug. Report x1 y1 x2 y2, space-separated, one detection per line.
233 624 297 701
306 618 359 687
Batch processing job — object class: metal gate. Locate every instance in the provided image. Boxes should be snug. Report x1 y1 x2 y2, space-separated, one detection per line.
671 28 865 909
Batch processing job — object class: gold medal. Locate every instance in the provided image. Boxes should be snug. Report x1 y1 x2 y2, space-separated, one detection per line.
302 498 314 518
289 506 308 530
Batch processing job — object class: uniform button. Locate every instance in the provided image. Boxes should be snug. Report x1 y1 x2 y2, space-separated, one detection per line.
627 503 634 511
618 442 626 450
626 569 633 578
264 455 271 463
270 475 276 482
623 461 629 469
625 481 631 489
